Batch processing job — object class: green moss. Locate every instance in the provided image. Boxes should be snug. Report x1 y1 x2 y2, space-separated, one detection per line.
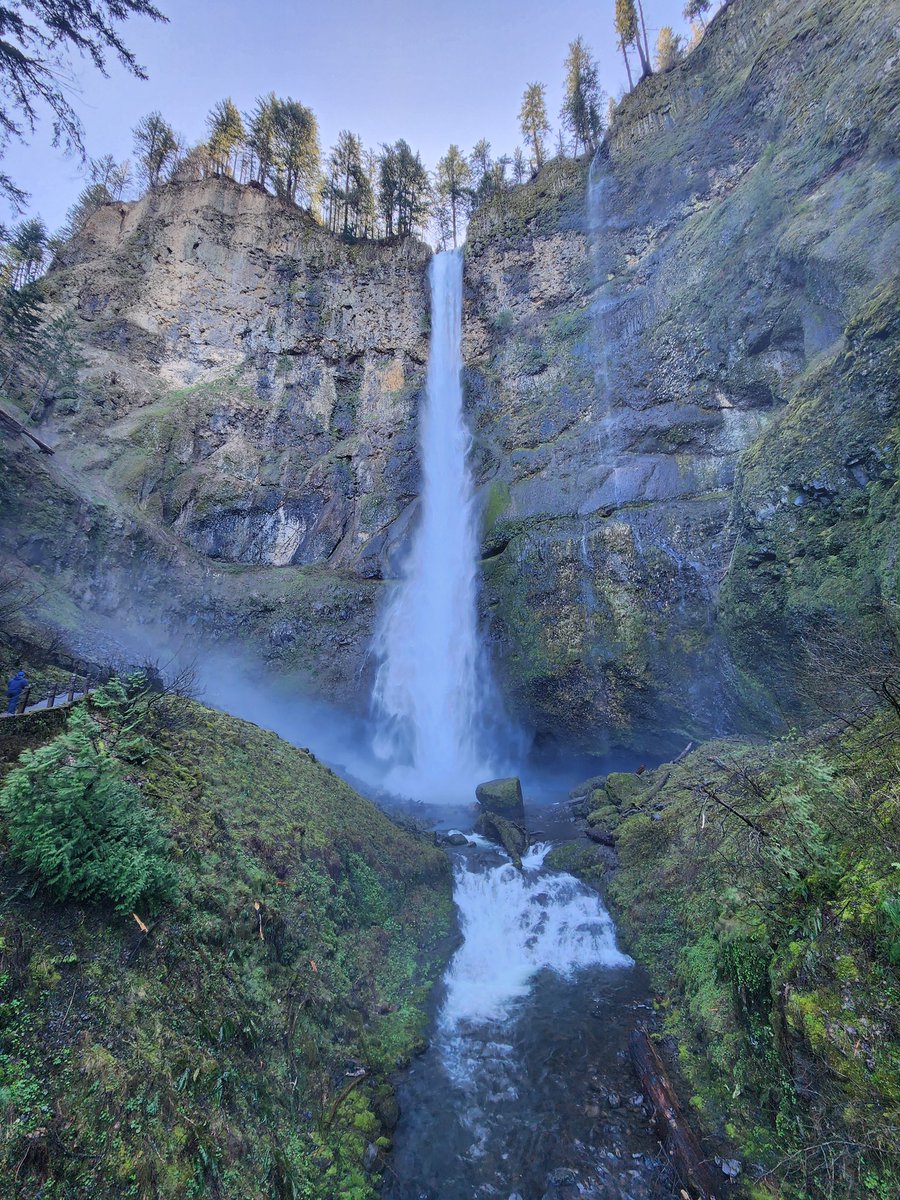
586 805 619 826
578 716 900 1200
0 693 453 1198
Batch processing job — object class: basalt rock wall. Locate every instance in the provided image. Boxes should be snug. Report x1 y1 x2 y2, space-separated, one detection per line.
2 181 431 699
463 0 898 751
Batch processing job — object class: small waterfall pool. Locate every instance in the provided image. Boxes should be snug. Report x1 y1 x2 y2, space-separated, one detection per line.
382 815 676 1200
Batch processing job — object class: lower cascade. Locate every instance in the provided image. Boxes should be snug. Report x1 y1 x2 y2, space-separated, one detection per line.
371 249 512 802
383 840 672 1200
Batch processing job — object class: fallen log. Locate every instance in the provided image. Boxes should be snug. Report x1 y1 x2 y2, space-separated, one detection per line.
0 404 54 453
629 1028 719 1200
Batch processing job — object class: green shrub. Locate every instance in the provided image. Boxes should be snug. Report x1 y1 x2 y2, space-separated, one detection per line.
0 706 176 911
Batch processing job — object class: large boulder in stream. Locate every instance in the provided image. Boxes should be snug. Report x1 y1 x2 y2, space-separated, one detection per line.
474 811 528 869
475 776 525 822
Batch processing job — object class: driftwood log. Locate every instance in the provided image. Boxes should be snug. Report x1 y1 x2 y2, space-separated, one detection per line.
629 1028 719 1200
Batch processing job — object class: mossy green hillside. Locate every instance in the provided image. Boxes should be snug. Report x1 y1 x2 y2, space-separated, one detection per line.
572 709 900 1199
0 694 452 1199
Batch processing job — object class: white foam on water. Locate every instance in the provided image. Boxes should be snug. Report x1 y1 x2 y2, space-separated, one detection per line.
440 844 632 1035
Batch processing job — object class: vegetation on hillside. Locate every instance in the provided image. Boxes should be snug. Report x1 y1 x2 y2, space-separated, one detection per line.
565 633 900 1200
0 682 452 1198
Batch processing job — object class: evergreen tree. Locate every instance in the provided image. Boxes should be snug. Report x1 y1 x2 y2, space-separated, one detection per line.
327 130 366 235
615 0 647 87
470 138 492 185
0 704 176 911
206 98 244 176
133 111 178 188
270 98 320 207
246 93 278 188
512 146 528 185
0 1 166 207
9 216 47 286
654 26 685 72
25 310 85 419
683 0 712 28
59 182 110 242
561 36 605 156
0 221 44 383
519 82 550 173
435 144 472 247
378 140 429 238
88 153 132 200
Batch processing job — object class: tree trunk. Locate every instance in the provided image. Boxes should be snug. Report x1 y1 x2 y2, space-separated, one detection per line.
636 0 652 67
629 1029 719 1200
634 33 651 78
621 42 635 89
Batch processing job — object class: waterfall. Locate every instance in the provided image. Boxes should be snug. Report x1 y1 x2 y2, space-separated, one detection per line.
372 249 508 802
441 843 631 1033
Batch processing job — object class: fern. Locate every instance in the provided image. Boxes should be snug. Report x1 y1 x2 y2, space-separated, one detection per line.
0 706 176 911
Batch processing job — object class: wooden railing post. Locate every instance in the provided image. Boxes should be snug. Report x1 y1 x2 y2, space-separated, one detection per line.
67 674 76 704
46 682 58 709
15 686 31 715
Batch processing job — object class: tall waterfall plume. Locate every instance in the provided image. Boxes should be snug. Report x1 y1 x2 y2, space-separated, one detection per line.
372 250 512 802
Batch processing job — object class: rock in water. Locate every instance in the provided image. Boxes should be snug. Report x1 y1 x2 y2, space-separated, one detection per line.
474 810 528 868
475 776 525 822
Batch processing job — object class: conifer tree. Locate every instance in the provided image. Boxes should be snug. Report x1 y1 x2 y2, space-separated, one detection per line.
88 153 132 200
512 146 527 185
207 98 244 176
683 0 712 28
435 144 472 247
133 111 178 188
60 182 110 242
327 131 363 234
561 37 605 156
246 94 279 188
378 140 429 238
270 98 320 207
615 0 649 86
519 82 550 173
470 139 492 186
0 1 166 207
654 26 685 72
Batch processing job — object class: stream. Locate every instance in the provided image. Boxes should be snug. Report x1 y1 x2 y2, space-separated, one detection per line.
381 803 677 1200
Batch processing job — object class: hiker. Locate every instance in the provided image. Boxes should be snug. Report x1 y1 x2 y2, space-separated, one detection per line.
6 670 28 715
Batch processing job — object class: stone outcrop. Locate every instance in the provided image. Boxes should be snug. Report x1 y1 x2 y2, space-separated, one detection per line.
2 181 431 699
46 178 430 577
464 0 899 750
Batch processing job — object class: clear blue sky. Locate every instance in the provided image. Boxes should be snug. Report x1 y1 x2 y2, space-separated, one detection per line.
4 0 702 232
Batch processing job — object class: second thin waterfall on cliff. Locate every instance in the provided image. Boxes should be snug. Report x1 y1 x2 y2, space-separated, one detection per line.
372 250 511 802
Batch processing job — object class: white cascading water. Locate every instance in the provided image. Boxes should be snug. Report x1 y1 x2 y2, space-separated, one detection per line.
372 249 504 801
442 843 631 1035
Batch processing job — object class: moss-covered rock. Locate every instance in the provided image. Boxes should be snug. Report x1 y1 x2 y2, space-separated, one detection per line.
474 810 528 868
465 0 899 751
475 775 525 822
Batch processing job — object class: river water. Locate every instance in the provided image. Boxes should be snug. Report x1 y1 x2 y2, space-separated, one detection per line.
382 815 676 1200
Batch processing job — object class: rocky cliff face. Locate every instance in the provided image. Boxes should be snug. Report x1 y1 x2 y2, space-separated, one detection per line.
48 179 430 575
2 0 896 745
464 0 898 750
2 182 431 700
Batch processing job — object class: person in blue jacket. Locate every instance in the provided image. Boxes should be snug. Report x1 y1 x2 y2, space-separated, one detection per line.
6 670 28 714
